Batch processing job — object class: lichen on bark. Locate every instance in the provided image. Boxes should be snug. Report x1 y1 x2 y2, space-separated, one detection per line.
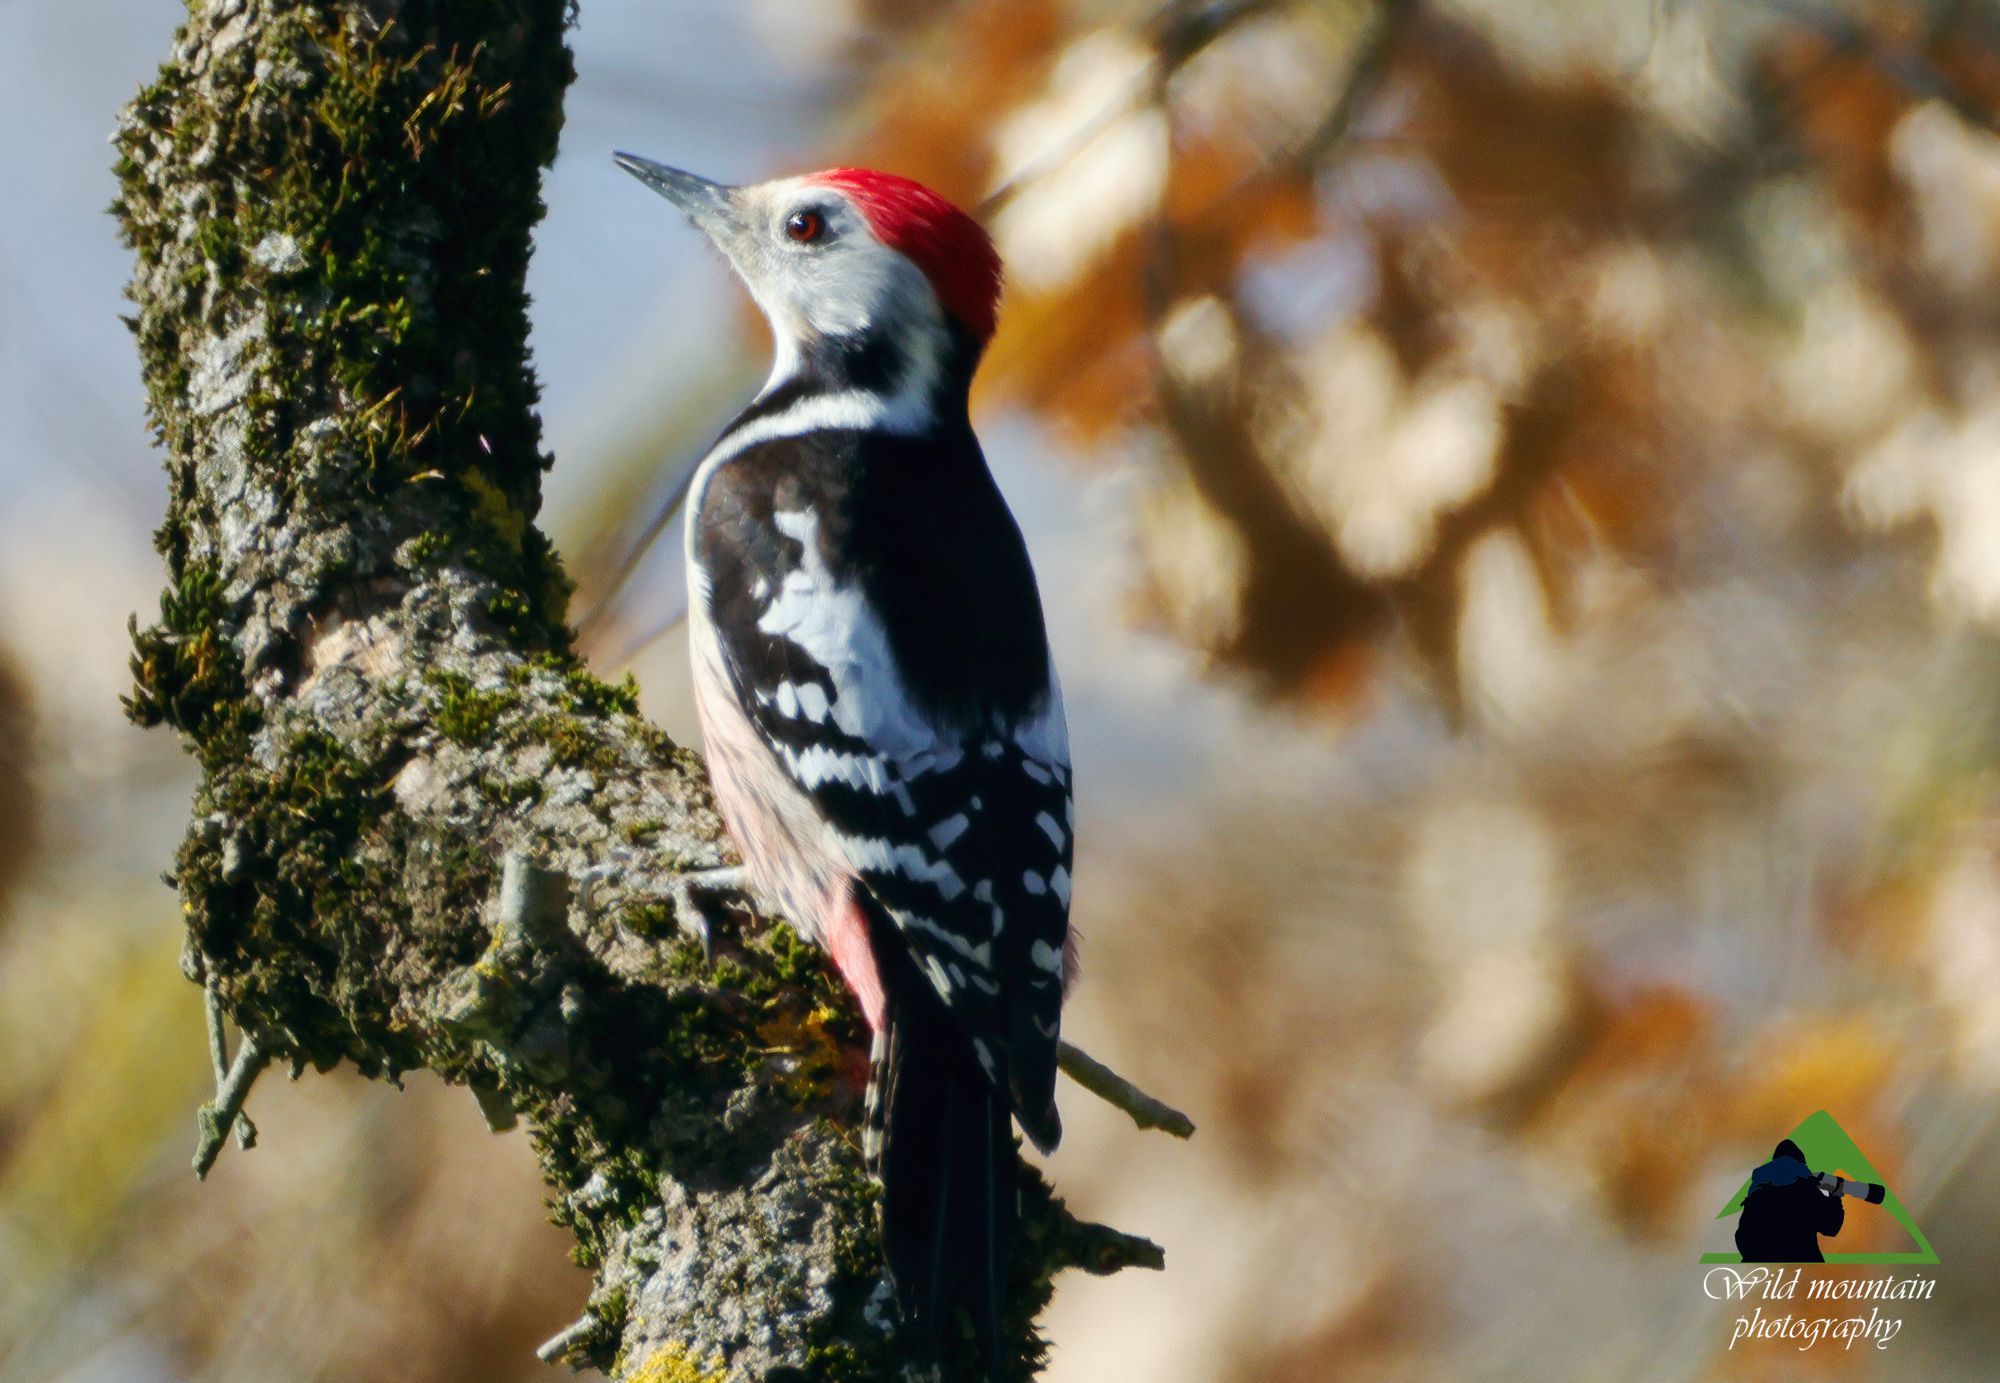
111 2 1155 1377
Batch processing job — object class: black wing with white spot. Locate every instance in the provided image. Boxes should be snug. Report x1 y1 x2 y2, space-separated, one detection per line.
692 422 1071 1147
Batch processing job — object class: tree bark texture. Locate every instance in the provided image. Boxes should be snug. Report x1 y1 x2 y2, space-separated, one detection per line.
112 3 1155 1378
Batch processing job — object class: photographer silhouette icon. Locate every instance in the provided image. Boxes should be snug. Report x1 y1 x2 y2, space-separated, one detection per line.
1704 1111 1936 1266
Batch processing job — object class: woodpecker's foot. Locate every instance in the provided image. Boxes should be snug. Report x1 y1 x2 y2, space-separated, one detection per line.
665 864 750 959
579 849 749 961
574 845 644 915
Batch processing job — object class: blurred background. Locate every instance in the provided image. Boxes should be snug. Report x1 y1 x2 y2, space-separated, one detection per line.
5 0 2000 1378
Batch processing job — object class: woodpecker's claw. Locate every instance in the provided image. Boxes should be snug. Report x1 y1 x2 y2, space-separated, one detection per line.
666 864 750 961
574 845 644 916
579 849 749 962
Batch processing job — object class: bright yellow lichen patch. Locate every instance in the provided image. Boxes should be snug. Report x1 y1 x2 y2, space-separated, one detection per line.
756 1003 848 1104
624 1344 729 1383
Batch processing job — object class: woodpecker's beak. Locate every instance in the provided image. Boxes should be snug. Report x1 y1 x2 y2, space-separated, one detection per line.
614 153 742 243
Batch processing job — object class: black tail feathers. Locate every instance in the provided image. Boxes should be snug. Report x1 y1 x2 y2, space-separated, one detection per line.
872 987 1015 1381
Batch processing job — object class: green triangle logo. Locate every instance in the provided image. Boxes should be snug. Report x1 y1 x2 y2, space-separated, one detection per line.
1701 1110 1938 1264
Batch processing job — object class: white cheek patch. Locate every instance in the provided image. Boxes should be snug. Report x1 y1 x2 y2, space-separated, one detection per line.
798 243 903 338
728 183 954 413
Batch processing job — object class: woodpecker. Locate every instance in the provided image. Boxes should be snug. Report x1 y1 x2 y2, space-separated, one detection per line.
615 153 1071 1374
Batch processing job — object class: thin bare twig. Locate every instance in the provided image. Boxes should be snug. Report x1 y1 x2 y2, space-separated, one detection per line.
1059 1041 1195 1139
977 0 1285 218
1268 0 1417 180
193 1029 269 1179
1761 0 2000 138
536 1313 602 1365
203 982 256 1150
471 1082 518 1133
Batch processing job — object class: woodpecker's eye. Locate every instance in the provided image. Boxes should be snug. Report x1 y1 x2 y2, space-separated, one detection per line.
784 209 825 244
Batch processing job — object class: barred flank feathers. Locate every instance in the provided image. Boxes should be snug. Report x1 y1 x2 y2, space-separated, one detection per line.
863 1024 889 1165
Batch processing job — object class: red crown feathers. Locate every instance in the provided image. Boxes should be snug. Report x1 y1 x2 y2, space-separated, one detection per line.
810 169 1003 342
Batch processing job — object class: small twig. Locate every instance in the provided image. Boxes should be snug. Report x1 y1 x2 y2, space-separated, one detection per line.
496 850 571 945
976 0 1285 219
1760 0 2000 138
978 67 1159 219
204 981 228 1074
536 1312 601 1365
1160 0 1415 258
1024 1185 1168 1276
570 359 756 653
203 983 256 1150
1049 1217 1169 1276
1266 0 1415 180
471 1082 518 1133
1058 1041 1195 1139
194 1029 269 1179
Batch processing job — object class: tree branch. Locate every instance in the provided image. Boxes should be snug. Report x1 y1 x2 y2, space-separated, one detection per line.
193 1016 266 1178
1059 1042 1196 1140
112 2 1157 1376
203 980 259 1151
